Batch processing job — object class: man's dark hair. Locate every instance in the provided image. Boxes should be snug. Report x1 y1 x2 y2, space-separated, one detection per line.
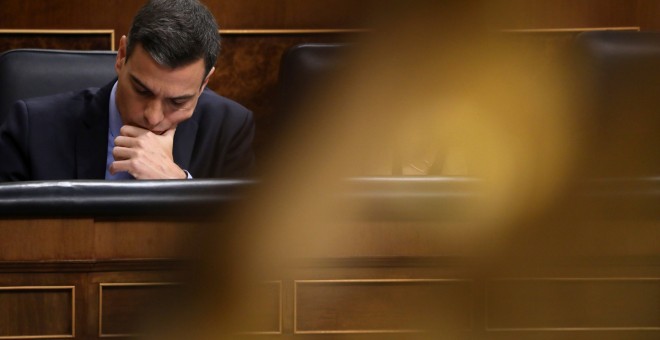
126 0 220 77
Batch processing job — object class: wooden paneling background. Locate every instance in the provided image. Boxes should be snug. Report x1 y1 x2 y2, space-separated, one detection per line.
0 0 373 156
1 2 659 338
1 0 659 157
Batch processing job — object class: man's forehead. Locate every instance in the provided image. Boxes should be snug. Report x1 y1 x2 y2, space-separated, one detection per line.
129 44 205 74
126 42 208 87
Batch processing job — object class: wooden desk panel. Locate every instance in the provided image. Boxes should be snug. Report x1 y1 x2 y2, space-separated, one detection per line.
0 219 94 261
0 178 657 339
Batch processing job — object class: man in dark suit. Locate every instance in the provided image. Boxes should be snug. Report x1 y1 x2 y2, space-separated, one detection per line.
0 0 254 181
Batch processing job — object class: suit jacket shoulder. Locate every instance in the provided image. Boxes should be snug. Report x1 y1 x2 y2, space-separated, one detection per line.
0 85 109 181
175 88 255 178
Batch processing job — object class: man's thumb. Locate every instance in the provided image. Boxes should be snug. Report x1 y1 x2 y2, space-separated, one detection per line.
162 128 177 139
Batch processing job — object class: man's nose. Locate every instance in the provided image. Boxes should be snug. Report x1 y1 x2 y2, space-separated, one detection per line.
144 100 164 127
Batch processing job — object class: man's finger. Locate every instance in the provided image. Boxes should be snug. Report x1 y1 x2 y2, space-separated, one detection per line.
112 146 136 161
109 160 131 175
113 135 139 148
119 125 149 137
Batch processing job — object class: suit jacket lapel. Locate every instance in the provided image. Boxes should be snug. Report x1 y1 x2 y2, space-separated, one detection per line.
75 82 113 179
173 117 198 171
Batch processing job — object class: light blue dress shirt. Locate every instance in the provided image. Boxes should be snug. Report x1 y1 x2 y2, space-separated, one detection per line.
105 81 133 180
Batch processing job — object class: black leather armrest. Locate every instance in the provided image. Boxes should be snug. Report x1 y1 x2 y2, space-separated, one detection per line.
0 177 481 220
0 179 254 218
0 177 656 220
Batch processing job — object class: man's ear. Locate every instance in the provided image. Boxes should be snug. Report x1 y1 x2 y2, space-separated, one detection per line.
115 36 128 74
200 67 215 91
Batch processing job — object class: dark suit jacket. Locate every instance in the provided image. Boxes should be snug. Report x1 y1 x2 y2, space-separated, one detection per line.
0 81 254 181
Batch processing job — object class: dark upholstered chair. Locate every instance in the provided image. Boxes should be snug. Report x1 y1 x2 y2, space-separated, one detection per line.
574 31 660 177
276 43 349 128
275 43 450 175
0 49 117 123
278 43 348 98
260 43 353 166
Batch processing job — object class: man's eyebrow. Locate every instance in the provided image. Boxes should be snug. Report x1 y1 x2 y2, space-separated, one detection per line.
129 74 195 101
129 74 153 93
170 94 195 101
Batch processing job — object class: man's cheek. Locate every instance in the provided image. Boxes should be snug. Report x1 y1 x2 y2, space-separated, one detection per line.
170 111 194 125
